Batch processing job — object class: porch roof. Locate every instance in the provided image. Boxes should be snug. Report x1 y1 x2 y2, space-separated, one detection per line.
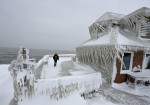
80 27 150 49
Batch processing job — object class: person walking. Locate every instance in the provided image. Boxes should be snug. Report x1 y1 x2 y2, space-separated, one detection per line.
53 53 59 67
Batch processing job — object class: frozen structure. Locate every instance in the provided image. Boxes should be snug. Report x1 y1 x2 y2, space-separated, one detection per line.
35 73 102 100
8 47 36 101
76 7 150 83
34 55 49 79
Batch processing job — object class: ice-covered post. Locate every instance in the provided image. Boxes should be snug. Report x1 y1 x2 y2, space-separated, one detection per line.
8 47 36 101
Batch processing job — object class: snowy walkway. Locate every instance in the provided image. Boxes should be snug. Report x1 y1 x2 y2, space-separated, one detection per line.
102 83 150 105
61 60 73 76
40 57 71 79
40 56 96 79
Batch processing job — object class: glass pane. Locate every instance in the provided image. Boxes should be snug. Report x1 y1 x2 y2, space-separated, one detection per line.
145 54 150 69
146 54 150 57
146 61 150 69
122 53 131 70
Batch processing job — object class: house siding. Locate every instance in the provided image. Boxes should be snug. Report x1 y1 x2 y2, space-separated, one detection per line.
132 51 144 69
114 58 127 83
114 50 144 83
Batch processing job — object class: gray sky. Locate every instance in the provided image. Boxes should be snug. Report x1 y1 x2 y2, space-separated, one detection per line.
0 0 150 51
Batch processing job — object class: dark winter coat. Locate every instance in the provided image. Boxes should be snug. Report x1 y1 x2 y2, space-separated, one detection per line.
53 54 59 61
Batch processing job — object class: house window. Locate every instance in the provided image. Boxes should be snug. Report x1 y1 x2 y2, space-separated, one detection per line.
23 64 27 69
144 54 150 69
122 53 132 70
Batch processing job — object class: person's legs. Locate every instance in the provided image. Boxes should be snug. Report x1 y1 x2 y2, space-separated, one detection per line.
54 60 56 67
54 60 57 67
55 60 57 66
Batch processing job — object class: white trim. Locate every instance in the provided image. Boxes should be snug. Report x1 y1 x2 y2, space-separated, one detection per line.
112 55 117 84
120 51 134 74
142 51 145 71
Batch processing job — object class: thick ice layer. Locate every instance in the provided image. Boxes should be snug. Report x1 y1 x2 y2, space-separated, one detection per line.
34 73 102 100
8 47 36 101
34 55 49 79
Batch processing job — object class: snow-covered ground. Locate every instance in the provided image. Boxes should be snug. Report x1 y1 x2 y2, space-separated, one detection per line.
113 82 150 97
40 57 71 79
2 55 150 105
0 56 117 105
0 65 14 105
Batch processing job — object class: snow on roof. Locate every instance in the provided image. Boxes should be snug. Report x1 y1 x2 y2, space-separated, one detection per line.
122 7 150 20
89 12 125 31
80 8 150 49
82 27 150 47
95 12 124 22
89 12 124 28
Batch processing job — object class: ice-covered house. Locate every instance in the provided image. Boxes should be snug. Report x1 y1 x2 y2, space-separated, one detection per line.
76 7 150 83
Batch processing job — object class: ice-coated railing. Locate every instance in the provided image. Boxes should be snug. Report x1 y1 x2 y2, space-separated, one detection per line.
34 55 49 79
31 72 102 100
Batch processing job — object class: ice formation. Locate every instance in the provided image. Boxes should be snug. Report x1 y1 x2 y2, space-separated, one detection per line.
8 47 36 101
34 55 49 79
76 7 150 83
35 73 102 100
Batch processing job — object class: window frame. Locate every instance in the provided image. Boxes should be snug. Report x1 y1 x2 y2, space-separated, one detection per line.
142 53 150 70
120 51 134 74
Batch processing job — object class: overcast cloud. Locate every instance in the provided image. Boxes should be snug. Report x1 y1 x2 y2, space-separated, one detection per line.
0 0 150 51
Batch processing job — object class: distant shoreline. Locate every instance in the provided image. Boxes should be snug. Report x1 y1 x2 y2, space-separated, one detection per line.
0 47 75 64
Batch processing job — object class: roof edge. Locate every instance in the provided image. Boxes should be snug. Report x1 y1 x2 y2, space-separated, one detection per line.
122 7 150 19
